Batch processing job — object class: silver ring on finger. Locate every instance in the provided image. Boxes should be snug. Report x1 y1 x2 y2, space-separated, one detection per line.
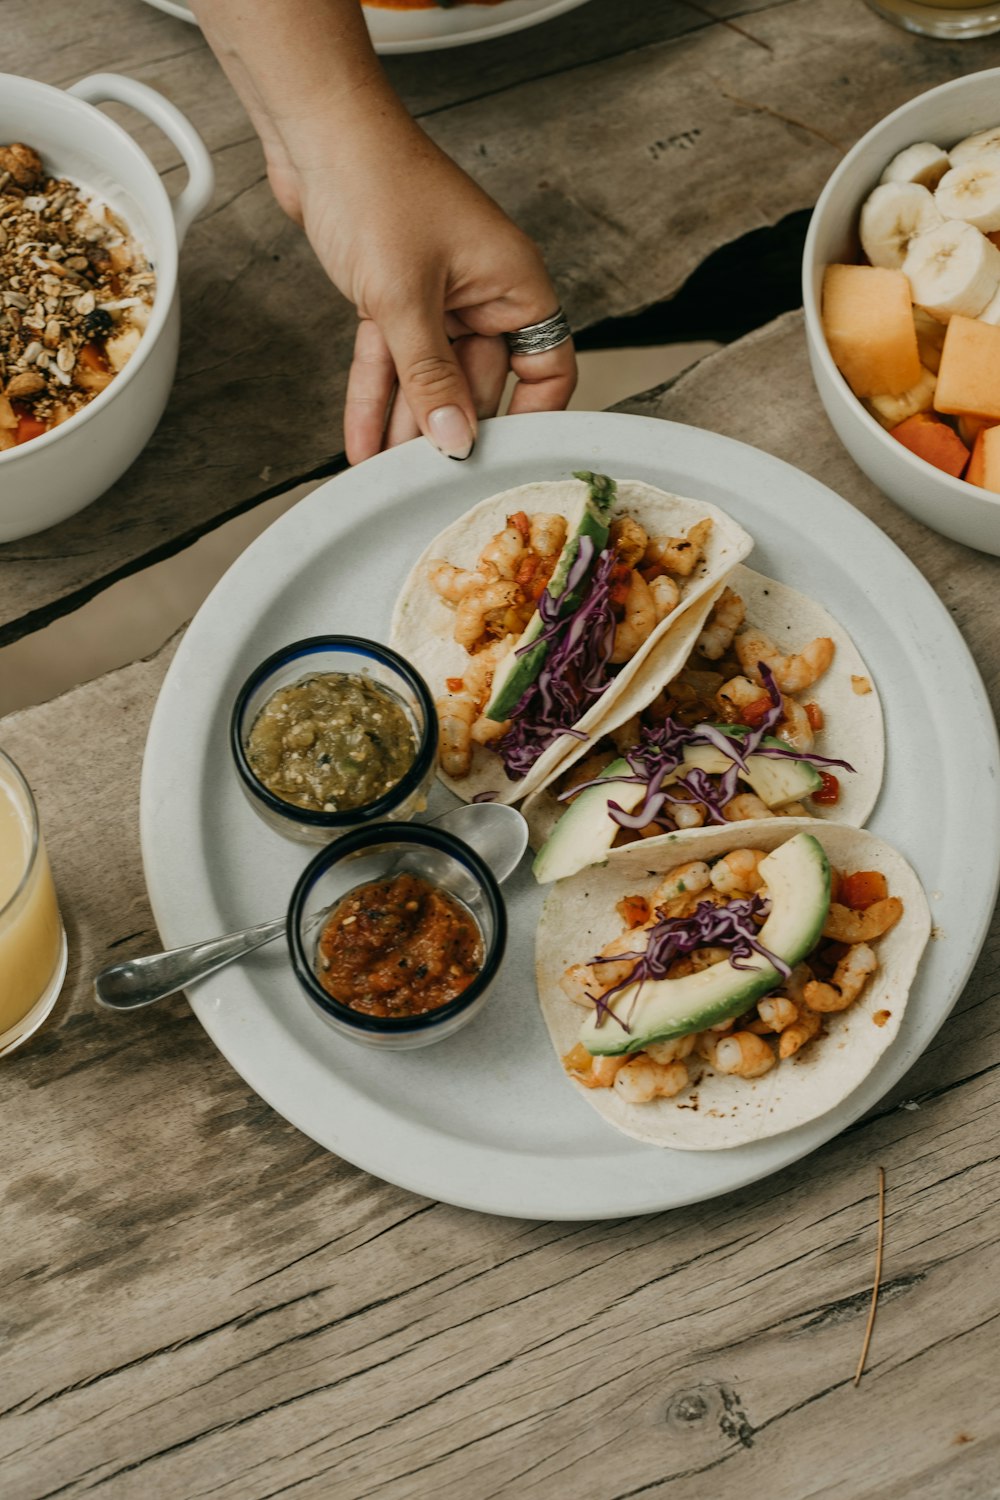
503 307 572 357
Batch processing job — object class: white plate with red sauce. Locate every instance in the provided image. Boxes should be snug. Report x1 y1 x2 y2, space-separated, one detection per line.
139 0 594 53
140 410 999 1219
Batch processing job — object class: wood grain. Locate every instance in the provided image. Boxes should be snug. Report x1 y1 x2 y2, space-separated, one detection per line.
3 0 1000 646
2 313 999 1499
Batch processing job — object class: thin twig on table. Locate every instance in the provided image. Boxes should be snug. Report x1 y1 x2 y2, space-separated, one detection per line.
854 1165 886 1387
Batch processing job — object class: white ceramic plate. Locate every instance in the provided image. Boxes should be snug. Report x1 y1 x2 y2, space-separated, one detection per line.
139 0 593 53
140 411 999 1220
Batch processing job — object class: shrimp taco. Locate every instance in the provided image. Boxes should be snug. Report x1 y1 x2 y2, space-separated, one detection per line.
528 566 884 882
535 821 930 1150
390 472 752 804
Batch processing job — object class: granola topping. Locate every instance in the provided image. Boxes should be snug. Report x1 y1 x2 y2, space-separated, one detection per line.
0 142 156 451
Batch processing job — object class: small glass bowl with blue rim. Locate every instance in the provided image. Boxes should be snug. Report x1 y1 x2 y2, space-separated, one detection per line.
287 821 507 1050
230 636 438 844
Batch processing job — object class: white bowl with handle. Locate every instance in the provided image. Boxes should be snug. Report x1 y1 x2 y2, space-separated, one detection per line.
0 72 213 542
803 67 1000 556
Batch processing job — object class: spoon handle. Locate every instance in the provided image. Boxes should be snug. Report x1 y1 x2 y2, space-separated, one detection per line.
94 915 287 1009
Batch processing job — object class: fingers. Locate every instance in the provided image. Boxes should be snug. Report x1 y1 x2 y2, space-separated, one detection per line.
507 337 578 416
454 333 510 419
344 320 395 465
379 305 477 461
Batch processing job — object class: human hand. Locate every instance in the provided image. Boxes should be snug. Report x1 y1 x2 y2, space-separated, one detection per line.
289 126 577 464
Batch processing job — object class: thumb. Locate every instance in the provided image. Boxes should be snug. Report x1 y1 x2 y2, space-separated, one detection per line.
381 308 477 461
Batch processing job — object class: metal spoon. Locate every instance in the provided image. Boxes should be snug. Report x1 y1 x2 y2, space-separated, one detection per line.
94 803 528 1011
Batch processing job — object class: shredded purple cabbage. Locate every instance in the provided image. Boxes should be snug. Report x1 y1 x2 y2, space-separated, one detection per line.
564 663 855 832
494 545 619 779
590 893 790 1032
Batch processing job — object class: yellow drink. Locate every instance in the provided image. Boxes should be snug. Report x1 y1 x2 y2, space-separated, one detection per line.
0 752 66 1054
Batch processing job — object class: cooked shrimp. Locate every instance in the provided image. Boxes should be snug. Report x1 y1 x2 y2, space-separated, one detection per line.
560 964 597 1008
710 847 767 895
696 588 746 661
755 995 799 1032
462 638 513 705
667 945 731 979
610 515 649 568
613 1055 689 1103
778 1007 822 1058
435 693 476 777
775 696 815 753
471 714 508 746
723 794 776 822
427 559 493 604
644 1033 698 1065
735 629 835 695
610 571 657 664
645 517 713 577
528 511 567 560
803 943 878 1012
716 675 768 717
650 860 712 908
822 898 903 943
649 575 680 623
479 519 525 580
453 580 524 650
694 1021 736 1064
714 1030 776 1079
671 795 706 830
561 1044 627 1088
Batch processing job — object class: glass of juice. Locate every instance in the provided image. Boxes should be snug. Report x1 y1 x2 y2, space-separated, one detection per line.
0 748 67 1056
864 0 1000 36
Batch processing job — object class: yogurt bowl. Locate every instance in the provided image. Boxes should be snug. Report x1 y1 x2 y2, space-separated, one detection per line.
0 72 212 542
803 67 1000 556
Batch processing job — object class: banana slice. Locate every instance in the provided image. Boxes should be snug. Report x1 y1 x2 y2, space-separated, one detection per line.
859 182 944 269
949 126 1000 170
902 221 1000 320
880 141 950 190
865 366 937 429
913 307 947 371
936 163 1000 233
978 284 1000 326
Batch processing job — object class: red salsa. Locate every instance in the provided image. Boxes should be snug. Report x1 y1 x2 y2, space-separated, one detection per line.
316 872 483 1018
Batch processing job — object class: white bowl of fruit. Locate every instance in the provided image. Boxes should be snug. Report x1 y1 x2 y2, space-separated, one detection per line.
803 68 1000 555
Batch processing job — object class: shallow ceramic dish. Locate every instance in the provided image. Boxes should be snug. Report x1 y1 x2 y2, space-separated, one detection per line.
803 67 1000 557
0 73 212 542
141 411 999 1219
139 0 593 53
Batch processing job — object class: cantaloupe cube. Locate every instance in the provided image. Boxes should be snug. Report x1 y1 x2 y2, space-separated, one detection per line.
957 413 994 446
972 424 1000 492
934 316 1000 421
822 264 922 399
890 412 969 477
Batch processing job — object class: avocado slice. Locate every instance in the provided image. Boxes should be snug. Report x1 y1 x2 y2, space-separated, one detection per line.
578 832 831 1056
485 471 616 722
532 738 823 885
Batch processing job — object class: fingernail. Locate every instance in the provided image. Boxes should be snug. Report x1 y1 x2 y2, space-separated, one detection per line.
428 405 475 461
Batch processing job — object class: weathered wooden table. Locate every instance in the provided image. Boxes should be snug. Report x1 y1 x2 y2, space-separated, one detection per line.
3 5 1000 1497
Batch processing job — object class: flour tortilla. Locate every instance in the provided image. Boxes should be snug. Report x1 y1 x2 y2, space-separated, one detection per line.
389 476 752 804
535 820 930 1150
523 564 885 851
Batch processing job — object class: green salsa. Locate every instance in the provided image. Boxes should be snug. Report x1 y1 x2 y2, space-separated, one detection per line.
246 672 416 814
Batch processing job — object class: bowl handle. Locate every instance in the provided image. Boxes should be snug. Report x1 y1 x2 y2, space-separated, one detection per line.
67 73 214 248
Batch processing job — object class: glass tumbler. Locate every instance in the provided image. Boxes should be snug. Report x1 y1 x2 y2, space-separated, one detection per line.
864 0 1000 37
0 749 67 1056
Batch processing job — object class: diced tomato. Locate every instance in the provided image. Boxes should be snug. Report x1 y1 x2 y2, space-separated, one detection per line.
640 561 668 583
15 413 48 445
741 695 774 727
804 702 824 731
529 560 555 601
812 771 841 805
616 894 651 929
839 870 888 911
509 510 531 541
515 553 540 587
445 677 465 693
